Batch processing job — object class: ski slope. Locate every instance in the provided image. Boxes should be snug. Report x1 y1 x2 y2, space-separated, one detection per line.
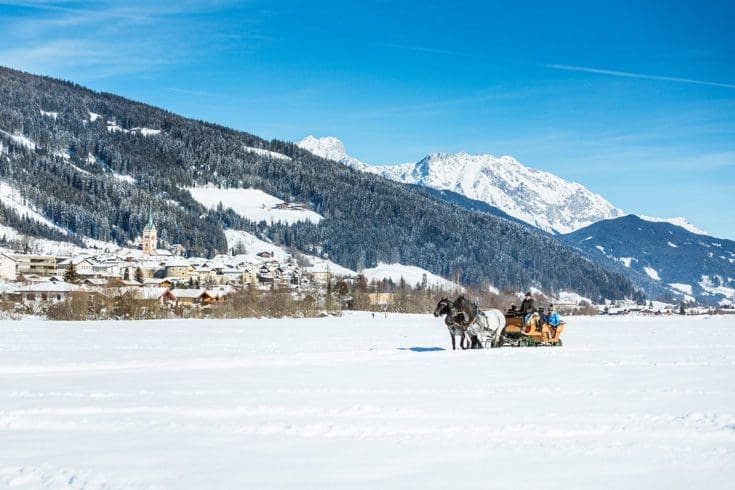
1 314 734 489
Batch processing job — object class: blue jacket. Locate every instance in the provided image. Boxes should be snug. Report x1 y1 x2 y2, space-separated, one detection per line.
547 311 561 327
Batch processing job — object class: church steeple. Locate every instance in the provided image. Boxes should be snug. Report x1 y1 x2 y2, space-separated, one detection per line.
144 207 156 232
142 207 157 255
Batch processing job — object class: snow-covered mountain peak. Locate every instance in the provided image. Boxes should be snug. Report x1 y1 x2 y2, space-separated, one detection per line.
297 136 347 161
375 151 624 234
297 136 368 169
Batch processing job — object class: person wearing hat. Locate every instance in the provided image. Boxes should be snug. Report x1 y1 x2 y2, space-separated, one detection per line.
518 292 535 323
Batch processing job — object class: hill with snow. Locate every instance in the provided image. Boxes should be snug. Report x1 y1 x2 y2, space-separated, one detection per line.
297 136 624 234
639 215 708 235
562 215 735 304
361 262 460 290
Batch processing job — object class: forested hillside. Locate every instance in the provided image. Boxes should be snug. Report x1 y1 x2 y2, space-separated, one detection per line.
0 66 641 300
562 215 735 303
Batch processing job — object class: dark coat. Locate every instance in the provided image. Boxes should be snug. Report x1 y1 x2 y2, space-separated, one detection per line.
519 297 535 315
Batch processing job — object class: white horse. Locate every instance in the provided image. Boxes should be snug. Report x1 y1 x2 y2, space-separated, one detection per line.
467 308 506 348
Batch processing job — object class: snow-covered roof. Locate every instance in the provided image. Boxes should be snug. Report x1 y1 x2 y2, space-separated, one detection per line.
15 282 82 293
134 287 176 301
172 289 209 299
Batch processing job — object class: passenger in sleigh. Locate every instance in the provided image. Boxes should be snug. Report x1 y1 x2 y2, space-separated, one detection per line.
546 304 562 338
518 292 535 324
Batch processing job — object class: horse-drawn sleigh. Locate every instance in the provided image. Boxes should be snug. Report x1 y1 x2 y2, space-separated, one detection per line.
433 296 564 350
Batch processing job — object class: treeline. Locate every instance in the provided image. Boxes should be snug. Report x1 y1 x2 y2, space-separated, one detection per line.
2 274 601 321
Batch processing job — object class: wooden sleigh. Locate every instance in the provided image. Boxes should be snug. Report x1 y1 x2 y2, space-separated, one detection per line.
499 312 565 347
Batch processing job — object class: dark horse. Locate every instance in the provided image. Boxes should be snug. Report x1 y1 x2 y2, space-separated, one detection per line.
433 295 481 350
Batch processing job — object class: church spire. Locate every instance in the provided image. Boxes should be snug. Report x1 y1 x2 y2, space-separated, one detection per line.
144 207 156 231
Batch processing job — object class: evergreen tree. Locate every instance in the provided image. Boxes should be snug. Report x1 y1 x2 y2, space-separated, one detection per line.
64 262 80 283
134 267 144 284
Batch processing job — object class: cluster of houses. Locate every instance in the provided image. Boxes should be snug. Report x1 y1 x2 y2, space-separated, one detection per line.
0 247 339 308
0 214 347 310
599 299 730 316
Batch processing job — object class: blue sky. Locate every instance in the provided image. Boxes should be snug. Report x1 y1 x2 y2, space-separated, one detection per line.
1 0 734 238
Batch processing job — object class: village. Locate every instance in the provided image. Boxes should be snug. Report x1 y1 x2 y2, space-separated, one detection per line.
0 212 354 317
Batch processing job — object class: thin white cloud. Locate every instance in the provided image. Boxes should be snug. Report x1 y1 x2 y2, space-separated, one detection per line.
0 38 178 80
374 43 487 60
546 64 735 89
0 1 260 79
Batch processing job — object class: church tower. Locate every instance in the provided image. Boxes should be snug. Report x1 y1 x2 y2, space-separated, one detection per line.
142 208 157 255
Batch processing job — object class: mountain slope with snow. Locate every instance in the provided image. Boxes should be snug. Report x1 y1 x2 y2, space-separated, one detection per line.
376 152 625 234
297 136 624 234
562 215 735 304
639 215 708 235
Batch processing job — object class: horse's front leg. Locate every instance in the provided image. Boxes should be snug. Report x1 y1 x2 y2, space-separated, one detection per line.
449 331 456 350
460 332 470 350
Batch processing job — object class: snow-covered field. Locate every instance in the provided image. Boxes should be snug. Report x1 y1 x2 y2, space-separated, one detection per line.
1 314 734 489
187 186 323 225
362 262 459 290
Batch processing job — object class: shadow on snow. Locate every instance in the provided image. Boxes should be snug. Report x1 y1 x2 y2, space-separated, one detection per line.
397 347 446 352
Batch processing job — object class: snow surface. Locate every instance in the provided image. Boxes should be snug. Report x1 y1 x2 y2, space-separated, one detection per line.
618 257 635 268
106 121 126 133
130 128 161 137
68 163 90 174
0 129 36 150
223 229 292 261
54 149 71 161
0 314 733 489
361 262 459 290
187 186 323 225
302 257 356 277
643 266 661 281
669 283 694 295
639 215 709 235
244 146 291 161
39 110 58 120
553 290 592 305
88 112 101 122
112 173 136 184
699 275 735 299
0 180 66 235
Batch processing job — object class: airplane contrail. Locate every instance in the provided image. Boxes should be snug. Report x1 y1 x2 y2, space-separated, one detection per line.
546 64 735 89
